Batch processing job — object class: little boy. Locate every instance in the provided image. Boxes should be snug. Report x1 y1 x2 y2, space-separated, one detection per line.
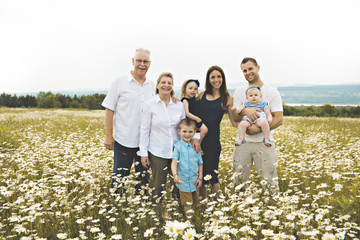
171 118 203 218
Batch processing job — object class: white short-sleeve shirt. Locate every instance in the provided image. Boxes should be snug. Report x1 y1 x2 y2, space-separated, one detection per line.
138 95 186 159
102 73 155 148
233 84 283 142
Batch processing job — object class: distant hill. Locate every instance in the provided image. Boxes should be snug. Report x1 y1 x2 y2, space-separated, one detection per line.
276 84 360 105
208 84 359 105
9 84 360 105
183 84 360 105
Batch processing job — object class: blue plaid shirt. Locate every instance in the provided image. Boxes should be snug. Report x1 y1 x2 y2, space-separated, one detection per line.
172 139 203 193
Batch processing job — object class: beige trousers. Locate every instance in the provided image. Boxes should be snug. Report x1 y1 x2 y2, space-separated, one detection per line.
233 142 279 194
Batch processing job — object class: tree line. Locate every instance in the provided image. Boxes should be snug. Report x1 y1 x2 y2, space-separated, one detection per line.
283 104 360 118
0 92 106 109
1 91 360 117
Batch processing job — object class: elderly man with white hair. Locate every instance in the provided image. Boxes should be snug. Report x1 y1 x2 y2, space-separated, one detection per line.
102 48 154 194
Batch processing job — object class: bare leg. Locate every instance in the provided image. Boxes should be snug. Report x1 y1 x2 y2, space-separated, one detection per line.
256 119 270 138
238 121 251 140
236 121 250 146
211 183 220 195
198 123 208 144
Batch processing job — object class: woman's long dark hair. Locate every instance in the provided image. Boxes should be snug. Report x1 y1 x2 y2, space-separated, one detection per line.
205 65 230 109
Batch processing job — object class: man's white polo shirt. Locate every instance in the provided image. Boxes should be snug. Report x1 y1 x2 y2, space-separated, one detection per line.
102 73 155 148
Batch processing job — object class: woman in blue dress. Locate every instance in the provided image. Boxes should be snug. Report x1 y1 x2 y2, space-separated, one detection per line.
198 65 236 198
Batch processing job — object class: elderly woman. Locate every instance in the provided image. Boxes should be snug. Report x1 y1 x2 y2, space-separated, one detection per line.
138 72 186 216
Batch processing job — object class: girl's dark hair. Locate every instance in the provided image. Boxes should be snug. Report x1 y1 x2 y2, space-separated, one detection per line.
205 65 230 109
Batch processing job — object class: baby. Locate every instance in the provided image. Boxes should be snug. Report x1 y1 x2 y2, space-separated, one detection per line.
235 86 273 147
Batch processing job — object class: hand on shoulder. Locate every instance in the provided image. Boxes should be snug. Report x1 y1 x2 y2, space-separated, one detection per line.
197 90 205 100
227 94 233 108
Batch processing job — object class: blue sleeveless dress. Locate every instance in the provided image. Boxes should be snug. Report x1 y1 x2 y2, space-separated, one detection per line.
200 93 225 184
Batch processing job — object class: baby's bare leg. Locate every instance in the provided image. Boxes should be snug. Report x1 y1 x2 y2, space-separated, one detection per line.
256 119 270 138
238 121 251 140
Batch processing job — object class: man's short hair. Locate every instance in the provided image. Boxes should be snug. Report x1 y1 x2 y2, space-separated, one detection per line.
241 57 258 67
179 118 197 130
135 48 151 56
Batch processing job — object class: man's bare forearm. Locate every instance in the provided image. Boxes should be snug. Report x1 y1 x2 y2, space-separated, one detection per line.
104 108 115 149
269 111 283 130
105 108 115 136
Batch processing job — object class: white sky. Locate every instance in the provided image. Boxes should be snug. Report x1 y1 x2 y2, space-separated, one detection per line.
1 0 360 93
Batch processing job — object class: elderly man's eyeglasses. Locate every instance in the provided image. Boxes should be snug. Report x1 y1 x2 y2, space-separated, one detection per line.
135 59 150 65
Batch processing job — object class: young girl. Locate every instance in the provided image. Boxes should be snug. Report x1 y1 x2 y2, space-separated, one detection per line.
235 86 273 147
180 79 208 143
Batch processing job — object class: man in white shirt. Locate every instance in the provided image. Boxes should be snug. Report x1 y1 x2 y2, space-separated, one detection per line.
232 57 283 195
102 48 155 194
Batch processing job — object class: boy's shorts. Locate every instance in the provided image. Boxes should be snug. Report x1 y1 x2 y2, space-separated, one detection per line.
179 189 199 206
